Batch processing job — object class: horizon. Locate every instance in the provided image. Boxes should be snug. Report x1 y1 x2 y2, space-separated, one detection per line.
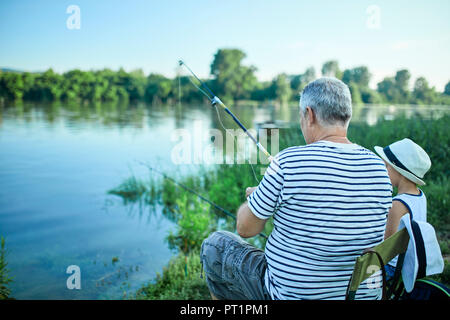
1 0 449 91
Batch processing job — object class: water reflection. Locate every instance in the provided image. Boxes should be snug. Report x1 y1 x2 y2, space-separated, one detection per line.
2 101 447 130
352 104 448 125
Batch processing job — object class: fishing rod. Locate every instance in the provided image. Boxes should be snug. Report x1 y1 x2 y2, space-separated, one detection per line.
178 60 277 166
140 162 268 240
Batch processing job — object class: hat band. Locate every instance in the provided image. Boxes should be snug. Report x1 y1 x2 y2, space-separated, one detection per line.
395 199 427 280
383 146 420 179
411 220 427 279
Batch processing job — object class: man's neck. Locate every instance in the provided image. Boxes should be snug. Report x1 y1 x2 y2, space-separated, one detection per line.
314 127 351 144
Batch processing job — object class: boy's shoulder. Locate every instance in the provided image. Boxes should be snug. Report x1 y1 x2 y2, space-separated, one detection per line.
393 189 426 199
393 189 427 219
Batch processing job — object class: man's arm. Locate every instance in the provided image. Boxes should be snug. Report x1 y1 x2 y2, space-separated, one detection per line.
238 156 284 238
236 201 267 238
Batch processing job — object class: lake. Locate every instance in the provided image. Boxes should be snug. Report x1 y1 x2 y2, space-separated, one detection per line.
0 101 448 299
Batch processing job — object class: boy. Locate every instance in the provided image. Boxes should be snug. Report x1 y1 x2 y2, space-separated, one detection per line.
374 138 432 279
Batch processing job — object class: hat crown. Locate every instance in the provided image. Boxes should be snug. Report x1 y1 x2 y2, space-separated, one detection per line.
389 138 431 178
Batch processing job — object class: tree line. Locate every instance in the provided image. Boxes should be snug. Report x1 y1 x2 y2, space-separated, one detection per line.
1 48 449 106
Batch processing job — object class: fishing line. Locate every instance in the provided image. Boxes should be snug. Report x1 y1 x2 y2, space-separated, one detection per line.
213 103 260 184
178 59 267 183
137 161 268 239
186 74 213 101
179 60 216 99
178 61 260 183
178 59 277 167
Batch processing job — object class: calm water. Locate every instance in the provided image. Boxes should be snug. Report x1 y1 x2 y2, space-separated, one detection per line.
0 101 448 299
0 102 218 299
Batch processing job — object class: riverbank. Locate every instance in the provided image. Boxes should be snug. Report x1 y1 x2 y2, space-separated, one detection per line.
110 114 450 299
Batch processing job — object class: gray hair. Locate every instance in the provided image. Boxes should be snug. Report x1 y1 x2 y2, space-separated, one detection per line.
299 77 352 127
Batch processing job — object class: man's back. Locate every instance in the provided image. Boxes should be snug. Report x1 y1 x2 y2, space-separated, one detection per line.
247 140 392 300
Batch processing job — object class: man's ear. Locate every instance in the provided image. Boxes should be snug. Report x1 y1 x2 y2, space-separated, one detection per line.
306 106 316 125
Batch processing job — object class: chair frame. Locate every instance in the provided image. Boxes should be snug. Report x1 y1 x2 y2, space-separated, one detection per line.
345 228 410 300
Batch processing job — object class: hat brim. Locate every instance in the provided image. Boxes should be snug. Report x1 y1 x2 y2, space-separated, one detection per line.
374 146 426 186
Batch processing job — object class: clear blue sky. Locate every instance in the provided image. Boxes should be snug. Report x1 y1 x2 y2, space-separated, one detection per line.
1 0 449 90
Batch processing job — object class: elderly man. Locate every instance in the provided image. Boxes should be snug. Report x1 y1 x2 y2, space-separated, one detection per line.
200 77 392 300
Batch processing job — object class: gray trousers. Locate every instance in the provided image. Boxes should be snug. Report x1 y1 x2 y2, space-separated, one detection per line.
200 230 271 300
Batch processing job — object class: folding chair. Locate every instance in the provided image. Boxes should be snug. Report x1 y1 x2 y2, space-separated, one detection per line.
346 228 410 300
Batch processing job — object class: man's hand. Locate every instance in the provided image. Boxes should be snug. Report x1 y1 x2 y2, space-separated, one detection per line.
245 187 257 198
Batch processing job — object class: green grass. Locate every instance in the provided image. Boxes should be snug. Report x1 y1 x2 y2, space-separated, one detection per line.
428 260 450 286
135 249 210 300
108 176 151 203
0 237 13 300
111 113 450 299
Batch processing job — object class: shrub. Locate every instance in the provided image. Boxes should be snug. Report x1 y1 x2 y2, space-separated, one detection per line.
166 194 215 253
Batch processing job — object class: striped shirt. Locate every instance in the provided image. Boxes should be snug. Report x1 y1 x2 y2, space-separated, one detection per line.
247 140 392 300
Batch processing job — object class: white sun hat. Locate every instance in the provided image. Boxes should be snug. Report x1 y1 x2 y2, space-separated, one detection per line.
374 138 431 186
398 213 444 292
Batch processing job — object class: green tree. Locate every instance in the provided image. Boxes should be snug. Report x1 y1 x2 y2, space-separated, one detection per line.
175 76 203 103
359 86 383 104
116 68 146 101
412 77 438 105
377 77 397 103
2 59 446 106
76 70 98 102
395 69 410 91
97 69 126 102
394 69 411 102
21 72 38 100
0 72 24 100
444 81 450 96
348 82 363 105
102 85 119 102
249 81 272 101
321 60 342 79
290 66 316 96
116 86 129 101
145 74 173 104
235 65 258 100
271 73 292 104
61 69 84 101
342 66 371 87
342 66 374 104
210 49 258 102
32 69 63 101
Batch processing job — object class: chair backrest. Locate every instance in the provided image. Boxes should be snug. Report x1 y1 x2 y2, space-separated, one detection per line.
346 228 410 300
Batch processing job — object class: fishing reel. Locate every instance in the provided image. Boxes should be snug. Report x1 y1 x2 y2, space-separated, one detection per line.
211 96 223 107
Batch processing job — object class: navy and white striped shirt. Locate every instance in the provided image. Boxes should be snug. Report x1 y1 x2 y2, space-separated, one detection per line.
247 140 392 300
